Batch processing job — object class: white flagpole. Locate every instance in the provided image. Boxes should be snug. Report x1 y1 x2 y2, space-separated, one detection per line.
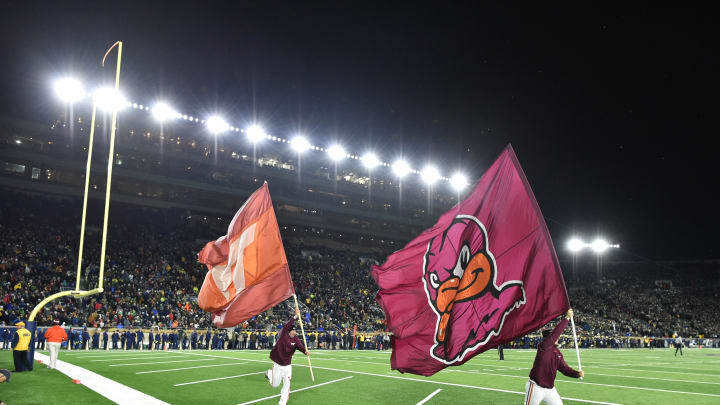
570 314 583 380
293 294 315 381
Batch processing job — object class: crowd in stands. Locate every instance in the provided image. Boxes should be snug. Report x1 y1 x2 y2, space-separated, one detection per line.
1 191 718 350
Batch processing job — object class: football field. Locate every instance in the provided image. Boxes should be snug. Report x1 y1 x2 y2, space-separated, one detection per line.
2 348 719 404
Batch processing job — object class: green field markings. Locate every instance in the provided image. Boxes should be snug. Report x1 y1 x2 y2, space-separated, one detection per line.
136 362 248 374
174 371 266 386
416 388 443 405
443 369 720 398
177 351 623 405
236 376 354 404
109 358 214 367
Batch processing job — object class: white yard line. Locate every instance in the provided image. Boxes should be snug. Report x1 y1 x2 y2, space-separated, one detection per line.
237 376 354 404
110 359 213 367
35 352 169 405
444 370 720 397
174 371 265 386
416 388 442 404
137 362 248 374
179 352 622 405
91 355 183 362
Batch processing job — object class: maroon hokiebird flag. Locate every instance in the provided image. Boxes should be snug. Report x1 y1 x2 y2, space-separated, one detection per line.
372 145 569 376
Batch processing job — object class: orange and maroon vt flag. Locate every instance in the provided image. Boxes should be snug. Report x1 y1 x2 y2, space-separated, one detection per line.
197 183 294 328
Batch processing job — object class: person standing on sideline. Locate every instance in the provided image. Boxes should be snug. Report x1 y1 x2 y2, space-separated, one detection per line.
44 320 68 369
265 310 310 405
674 336 683 356
498 343 505 360
525 309 584 405
11 321 32 372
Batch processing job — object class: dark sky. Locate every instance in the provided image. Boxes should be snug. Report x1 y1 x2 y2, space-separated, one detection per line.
0 2 714 261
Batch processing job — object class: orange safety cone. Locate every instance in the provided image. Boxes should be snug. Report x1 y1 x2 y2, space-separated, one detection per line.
72 379 82 384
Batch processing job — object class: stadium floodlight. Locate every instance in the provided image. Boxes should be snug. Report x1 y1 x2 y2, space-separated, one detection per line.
362 152 381 169
246 125 266 143
590 238 610 253
291 136 311 153
327 144 346 161
206 116 229 134
152 102 177 122
421 165 441 185
567 238 586 253
93 87 126 112
449 172 469 191
392 159 411 178
54 78 85 103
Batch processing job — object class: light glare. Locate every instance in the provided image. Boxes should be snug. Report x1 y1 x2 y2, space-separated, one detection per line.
93 87 126 112
590 238 610 253
327 145 346 161
152 102 176 122
449 173 469 191
567 238 585 253
421 165 440 185
54 78 85 103
246 125 265 143
291 136 311 153
362 153 380 169
392 159 411 178
206 116 229 134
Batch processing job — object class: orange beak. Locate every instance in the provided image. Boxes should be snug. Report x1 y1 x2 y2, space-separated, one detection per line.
434 252 492 343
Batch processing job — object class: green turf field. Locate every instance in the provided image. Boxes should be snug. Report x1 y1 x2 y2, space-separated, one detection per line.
2 347 719 404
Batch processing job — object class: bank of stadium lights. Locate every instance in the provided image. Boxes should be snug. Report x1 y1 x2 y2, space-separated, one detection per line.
152 102 177 122
449 173 469 191
291 136 311 153
392 159 411 178
49 80 472 187
206 116 230 134
93 87 126 112
54 78 85 103
327 144 347 161
567 237 619 253
361 153 381 170
421 165 441 185
246 125 266 143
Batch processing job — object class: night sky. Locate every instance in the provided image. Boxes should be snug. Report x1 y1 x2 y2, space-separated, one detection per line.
0 3 714 261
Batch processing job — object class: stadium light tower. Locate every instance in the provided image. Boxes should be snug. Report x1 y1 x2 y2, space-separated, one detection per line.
206 116 229 134
152 102 177 122
567 238 586 253
362 152 380 170
567 237 619 279
246 125 266 143
54 78 85 103
421 165 440 185
449 173 469 192
291 136 311 153
327 144 346 161
392 159 411 178
93 87 126 112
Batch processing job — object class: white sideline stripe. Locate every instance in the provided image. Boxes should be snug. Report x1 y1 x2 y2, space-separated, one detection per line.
235 353 720 386
585 372 720 385
416 388 442 405
446 370 720 397
446 367 720 386
110 359 213 367
34 352 169 405
137 362 248 374
174 371 265 386
92 355 183 362
74 352 175 358
237 376 354 404
179 352 622 405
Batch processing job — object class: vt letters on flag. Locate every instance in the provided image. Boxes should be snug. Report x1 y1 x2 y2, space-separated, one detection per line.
372 145 569 376
197 183 294 328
